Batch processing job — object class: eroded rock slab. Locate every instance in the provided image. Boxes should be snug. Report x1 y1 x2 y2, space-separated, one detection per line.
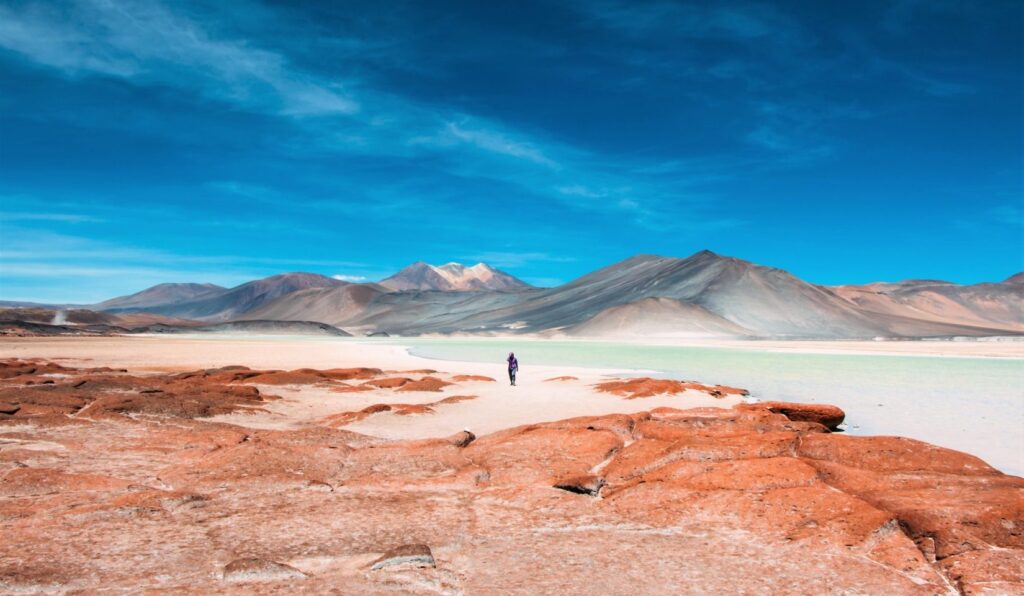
0 360 1020 593
595 377 749 398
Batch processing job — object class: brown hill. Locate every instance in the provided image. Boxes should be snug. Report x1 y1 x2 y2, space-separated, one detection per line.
829 278 1024 333
99 273 346 322
564 297 754 338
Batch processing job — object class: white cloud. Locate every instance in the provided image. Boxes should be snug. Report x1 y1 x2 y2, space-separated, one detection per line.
333 274 368 282
0 0 358 117
0 211 102 223
418 121 560 169
0 0 754 229
556 185 604 198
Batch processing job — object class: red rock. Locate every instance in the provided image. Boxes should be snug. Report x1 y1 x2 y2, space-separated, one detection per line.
594 377 748 399
329 382 374 393
737 401 845 430
323 396 474 428
452 374 495 382
239 370 330 385
465 425 623 485
446 430 476 448
544 375 578 382
1 360 1020 593
940 549 1024 594
397 377 453 392
362 377 411 389
640 457 820 491
221 558 307 582
1 468 133 497
553 474 606 496
435 395 477 405
370 544 435 570
320 367 383 380
0 363 279 420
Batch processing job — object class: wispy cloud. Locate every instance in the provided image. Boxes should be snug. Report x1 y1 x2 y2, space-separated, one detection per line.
0 228 364 271
0 0 733 225
441 121 560 169
0 0 771 239
332 274 368 282
0 211 102 223
0 0 358 117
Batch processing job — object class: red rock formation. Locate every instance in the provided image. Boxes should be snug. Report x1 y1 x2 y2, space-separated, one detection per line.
322 396 477 428
237 367 383 385
451 374 495 382
324 403 437 426
434 395 477 405
0 361 278 420
397 376 453 392
545 375 578 382
328 382 375 393
737 400 845 430
594 377 748 398
0 360 1019 593
362 377 412 389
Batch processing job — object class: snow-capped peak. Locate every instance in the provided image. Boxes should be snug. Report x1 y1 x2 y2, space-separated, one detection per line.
380 261 529 292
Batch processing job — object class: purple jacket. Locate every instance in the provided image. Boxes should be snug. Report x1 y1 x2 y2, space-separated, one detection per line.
507 355 518 370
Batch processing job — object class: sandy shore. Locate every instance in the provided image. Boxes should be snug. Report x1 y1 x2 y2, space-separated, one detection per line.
0 336 744 440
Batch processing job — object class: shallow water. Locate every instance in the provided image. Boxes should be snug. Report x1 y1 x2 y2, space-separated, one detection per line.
397 338 1024 476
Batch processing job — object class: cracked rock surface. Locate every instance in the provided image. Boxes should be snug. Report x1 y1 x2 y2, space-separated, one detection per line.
0 360 1020 594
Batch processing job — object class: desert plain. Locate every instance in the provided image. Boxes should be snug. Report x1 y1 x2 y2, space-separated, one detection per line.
0 335 1022 594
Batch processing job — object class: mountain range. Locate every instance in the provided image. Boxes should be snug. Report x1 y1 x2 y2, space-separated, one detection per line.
8 252 1022 339
380 262 529 292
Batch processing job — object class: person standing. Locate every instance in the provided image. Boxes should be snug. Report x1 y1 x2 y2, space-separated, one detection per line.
507 352 518 386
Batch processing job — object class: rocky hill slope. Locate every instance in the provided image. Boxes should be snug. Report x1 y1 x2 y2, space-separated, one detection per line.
46 252 1024 339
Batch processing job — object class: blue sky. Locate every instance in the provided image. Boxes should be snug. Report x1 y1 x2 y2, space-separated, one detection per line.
0 0 1021 302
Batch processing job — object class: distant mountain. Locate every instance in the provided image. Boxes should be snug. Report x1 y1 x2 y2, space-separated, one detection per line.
51 252 1023 339
242 281 525 334
97 282 225 312
134 320 351 337
235 251 1024 339
241 283 390 326
828 277 1024 333
97 273 345 321
0 307 122 326
564 297 754 338
441 250 888 338
380 262 530 292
